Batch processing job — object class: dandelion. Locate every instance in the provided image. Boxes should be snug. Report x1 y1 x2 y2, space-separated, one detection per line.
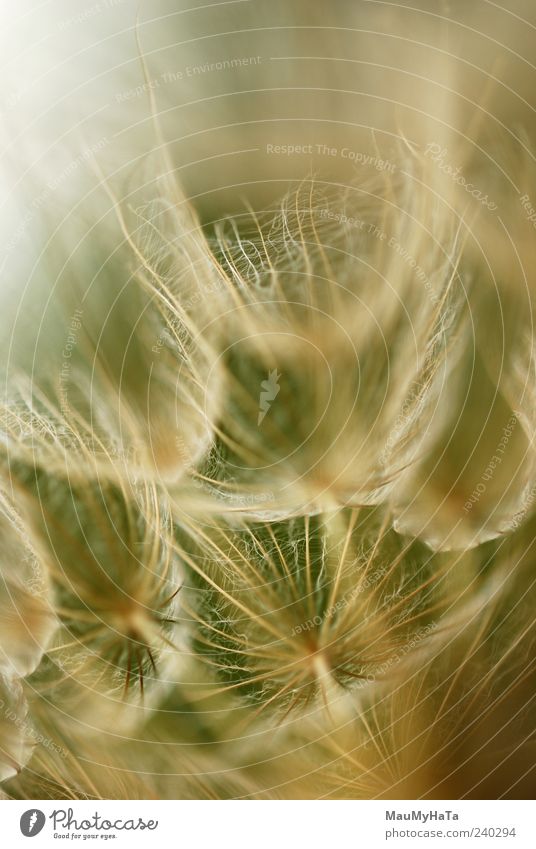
187 174 466 518
8 466 184 711
179 508 469 717
0 0 535 802
286 564 536 799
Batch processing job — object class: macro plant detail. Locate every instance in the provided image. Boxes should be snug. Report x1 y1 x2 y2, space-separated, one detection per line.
0 0 535 805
